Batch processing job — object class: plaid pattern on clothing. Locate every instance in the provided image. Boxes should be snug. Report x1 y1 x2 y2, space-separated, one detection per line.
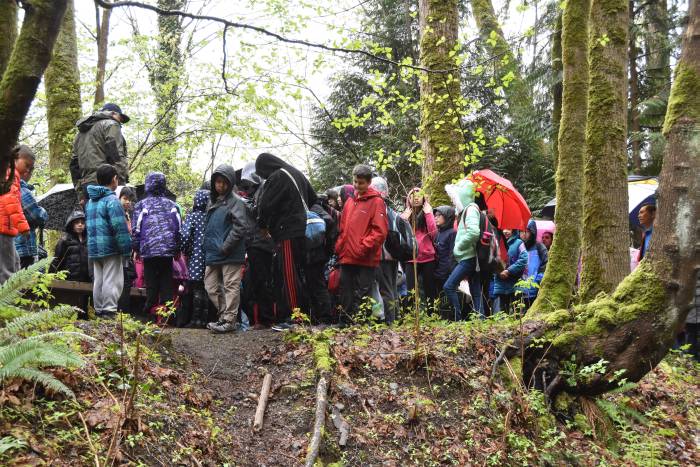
14 180 47 258
86 185 131 259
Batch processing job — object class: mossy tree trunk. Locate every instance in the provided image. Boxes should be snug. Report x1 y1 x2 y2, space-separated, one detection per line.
528 0 590 316
94 0 111 106
149 0 185 176
578 0 630 302
0 0 17 77
0 0 68 191
418 0 462 206
551 12 563 171
45 0 81 184
521 0 699 398
628 0 642 173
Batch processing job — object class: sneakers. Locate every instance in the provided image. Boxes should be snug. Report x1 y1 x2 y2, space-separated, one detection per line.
271 321 294 332
208 320 237 333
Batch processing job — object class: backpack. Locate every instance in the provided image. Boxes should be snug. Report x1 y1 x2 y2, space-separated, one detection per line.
463 204 502 273
385 207 417 262
280 168 326 250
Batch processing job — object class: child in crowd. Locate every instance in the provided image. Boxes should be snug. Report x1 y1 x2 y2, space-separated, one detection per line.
402 187 438 309
493 229 528 313
335 165 388 325
52 211 90 314
0 147 30 284
86 164 131 318
14 146 47 268
517 220 548 310
181 188 210 328
433 205 456 318
203 164 248 333
116 186 136 312
132 172 181 321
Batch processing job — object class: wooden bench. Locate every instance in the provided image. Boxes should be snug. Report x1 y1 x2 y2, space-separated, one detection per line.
48 279 147 310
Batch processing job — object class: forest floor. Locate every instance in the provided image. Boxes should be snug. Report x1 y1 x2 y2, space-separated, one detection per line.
0 314 698 466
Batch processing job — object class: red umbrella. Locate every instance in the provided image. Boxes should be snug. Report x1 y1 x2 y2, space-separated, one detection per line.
467 169 531 230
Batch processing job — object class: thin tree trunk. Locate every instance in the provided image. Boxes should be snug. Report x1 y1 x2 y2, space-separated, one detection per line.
629 0 642 173
418 0 462 206
0 0 68 189
551 12 563 171
0 0 18 77
522 0 699 398
94 0 111 106
578 0 630 302
528 0 590 317
45 0 82 184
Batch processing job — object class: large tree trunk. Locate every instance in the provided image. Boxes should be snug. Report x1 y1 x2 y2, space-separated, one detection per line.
418 0 463 206
551 12 563 171
628 0 642 173
149 0 185 176
522 0 699 398
94 0 111 106
578 0 630 302
528 0 590 316
0 0 17 77
45 0 81 184
0 0 68 191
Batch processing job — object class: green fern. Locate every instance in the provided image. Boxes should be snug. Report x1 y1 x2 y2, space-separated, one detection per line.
0 257 52 311
0 305 76 344
10 368 77 398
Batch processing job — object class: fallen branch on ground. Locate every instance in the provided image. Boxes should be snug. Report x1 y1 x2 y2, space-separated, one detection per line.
305 374 329 467
253 373 273 432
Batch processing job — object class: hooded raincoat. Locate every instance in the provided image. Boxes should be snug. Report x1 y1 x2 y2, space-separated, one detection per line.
434 205 457 281
181 189 210 281
85 185 131 259
516 219 549 298
453 180 481 261
52 211 90 281
493 234 528 295
132 172 181 258
335 187 388 267
0 169 29 237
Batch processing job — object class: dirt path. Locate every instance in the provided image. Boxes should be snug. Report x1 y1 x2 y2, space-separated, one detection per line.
167 328 316 465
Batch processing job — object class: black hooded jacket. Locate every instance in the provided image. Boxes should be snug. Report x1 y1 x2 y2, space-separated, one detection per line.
434 206 457 280
51 211 90 281
255 153 317 242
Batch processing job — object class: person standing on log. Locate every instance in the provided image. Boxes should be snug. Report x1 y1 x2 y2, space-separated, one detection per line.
70 103 130 205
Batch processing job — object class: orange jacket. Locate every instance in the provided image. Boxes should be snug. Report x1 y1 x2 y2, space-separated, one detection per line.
0 169 30 236
335 187 388 267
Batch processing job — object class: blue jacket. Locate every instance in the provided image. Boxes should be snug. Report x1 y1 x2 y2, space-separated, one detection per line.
204 164 249 266
86 185 131 259
132 172 181 258
517 243 549 298
181 189 209 281
15 180 48 258
493 236 528 295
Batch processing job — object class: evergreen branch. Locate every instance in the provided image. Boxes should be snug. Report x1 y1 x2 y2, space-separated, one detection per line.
94 0 457 73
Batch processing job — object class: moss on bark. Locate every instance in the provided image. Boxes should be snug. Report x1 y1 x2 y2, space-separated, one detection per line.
419 0 462 205
551 12 563 170
45 0 81 184
0 0 17 78
578 0 630 302
662 62 700 136
528 0 590 317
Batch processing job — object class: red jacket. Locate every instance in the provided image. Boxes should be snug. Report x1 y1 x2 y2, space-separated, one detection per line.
335 187 388 267
0 169 30 237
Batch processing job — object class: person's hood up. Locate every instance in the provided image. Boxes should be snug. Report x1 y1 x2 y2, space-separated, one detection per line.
434 205 456 229
255 153 289 179
192 189 209 211
76 111 117 133
355 186 382 201
507 230 521 245
525 219 537 249
87 185 114 201
241 161 262 186
339 184 355 203
210 163 236 200
370 176 388 197
64 210 86 232
145 172 167 196
455 179 475 211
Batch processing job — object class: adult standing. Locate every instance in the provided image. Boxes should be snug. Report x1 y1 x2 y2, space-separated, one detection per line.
637 204 656 261
255 153 317 330
70 103 130 204
0 147 30 284
14 146 48 268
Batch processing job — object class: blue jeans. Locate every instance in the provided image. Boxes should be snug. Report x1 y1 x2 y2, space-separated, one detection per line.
443 258 481 320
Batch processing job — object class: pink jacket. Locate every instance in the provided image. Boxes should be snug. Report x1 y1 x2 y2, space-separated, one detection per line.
403 188 438 263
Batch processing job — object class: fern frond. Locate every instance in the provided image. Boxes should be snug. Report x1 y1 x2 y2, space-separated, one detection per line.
23 331 94 343
10 367 75 398
0 306 77 343
0 340 83 378
0 258 52 309
607 382 638 394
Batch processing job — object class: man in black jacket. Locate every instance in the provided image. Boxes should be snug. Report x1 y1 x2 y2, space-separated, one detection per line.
255 153 317 330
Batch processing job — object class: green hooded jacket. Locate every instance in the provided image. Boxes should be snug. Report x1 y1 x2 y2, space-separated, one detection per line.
69 111 128 188
453 179 481 261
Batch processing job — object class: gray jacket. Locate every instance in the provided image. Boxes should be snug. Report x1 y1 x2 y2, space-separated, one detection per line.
70 111 128 188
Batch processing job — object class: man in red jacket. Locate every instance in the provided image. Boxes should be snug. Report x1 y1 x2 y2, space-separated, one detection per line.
335 164 388 325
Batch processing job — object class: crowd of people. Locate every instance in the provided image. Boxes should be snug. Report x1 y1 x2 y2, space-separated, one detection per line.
0 103 696 357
